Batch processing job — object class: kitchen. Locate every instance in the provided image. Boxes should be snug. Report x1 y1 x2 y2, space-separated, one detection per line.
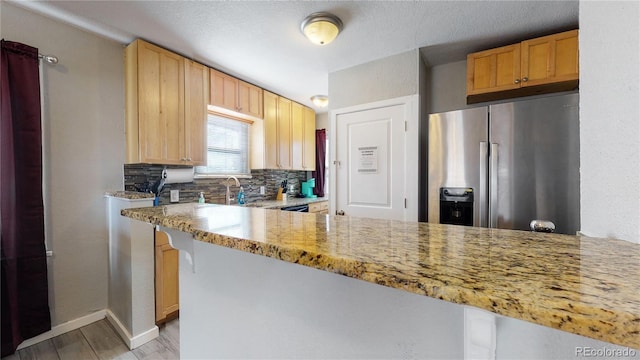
1 1 639 359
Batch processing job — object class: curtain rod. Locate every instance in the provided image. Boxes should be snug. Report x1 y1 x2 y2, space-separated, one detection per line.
38 53 58 65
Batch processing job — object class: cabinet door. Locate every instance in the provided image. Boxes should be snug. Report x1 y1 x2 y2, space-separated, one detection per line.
467 44 521 95
277 97 292 169
138 41 185 164
155 231 179 324
302 106 316 170
210 69 238 111
291 102 304 170
238 80 263 119
263 91 279 169
184 60 208 166
521 30 579 87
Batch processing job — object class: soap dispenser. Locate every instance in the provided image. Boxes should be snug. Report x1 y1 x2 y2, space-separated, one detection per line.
198 192 205 204
237 186 245 205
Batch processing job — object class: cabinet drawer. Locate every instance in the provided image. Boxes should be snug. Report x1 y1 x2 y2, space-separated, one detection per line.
309 201 328 213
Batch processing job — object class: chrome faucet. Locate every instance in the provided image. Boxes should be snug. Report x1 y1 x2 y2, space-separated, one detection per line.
225 176 240 205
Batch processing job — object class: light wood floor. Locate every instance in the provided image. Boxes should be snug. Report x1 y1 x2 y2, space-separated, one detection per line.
2 318 179 360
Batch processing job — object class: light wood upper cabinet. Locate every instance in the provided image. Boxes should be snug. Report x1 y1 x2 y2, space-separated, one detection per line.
259 91 315 170
210 69 237 110
291 102 317 170
184 60 208 166
291 102 304 170
302 106 316 170
263 91 279 169
277 96 292 169
209 68 263 119
292 105 316 170
520 30 579 87
238 80 263 119
125 39 207 165
466 30 579 103
467 44 521 95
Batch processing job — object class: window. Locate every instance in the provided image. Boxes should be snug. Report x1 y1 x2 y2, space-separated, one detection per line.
195 114 249 176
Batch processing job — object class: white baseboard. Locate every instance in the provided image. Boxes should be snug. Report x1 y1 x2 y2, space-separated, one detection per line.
16 310 107 350
106 309 159 350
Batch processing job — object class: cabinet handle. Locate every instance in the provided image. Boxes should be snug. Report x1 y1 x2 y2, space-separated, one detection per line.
514 79 521 84
522 77 528 82
187 158 192 161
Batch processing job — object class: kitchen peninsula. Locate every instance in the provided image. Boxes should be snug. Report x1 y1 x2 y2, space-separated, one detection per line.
122 203 640 358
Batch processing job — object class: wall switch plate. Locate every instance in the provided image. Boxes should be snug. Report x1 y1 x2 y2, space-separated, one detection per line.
170 189 179 202
260 186 266 195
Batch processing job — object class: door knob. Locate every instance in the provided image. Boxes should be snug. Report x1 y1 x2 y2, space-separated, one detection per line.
336 210 345 216
514 79 521 84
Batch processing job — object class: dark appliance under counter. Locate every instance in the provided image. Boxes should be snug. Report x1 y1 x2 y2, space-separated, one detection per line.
280 204 309 212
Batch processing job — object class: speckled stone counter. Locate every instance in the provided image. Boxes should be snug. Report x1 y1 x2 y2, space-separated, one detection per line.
242 196 328 209
121 203 640 349
105 190 155 200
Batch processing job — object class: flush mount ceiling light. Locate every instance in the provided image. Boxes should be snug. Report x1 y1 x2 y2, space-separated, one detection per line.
311 95 329 107
300 12 343 45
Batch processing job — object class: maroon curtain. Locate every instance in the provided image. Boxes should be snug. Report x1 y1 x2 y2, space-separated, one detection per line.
312 129 326 197
1 40 51 357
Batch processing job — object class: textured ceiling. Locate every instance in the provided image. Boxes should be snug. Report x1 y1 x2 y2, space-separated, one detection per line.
10 1 578 111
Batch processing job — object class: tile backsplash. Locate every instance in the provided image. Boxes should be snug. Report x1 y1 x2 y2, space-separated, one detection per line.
124 164 310 205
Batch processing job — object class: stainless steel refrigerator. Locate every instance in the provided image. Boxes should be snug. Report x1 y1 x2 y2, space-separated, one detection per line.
427 93 580 235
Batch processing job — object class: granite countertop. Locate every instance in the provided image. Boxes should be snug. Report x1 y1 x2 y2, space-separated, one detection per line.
105 191 155 200
242 196 328 209
121 203 640 349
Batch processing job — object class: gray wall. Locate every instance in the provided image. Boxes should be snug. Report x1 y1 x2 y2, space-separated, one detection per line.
315 113 328 130
1 2 126 325
429 60 471 114
328 50 420 110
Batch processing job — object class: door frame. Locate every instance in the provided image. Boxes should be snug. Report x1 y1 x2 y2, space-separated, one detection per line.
329 95 419 221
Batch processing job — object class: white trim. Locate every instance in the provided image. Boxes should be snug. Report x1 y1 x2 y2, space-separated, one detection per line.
106 309 159 350
16 310 107 350
329 95 419 221
464 307 496 360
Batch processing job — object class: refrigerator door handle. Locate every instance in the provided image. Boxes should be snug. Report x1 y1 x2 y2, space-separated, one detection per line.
489 143 499 228
479 142 488 227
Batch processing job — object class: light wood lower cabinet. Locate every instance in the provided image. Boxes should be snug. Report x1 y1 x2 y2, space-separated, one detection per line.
309 201 328 215
155 230 179 324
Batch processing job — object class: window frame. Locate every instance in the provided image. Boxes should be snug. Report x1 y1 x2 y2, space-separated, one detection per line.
194 112 252 178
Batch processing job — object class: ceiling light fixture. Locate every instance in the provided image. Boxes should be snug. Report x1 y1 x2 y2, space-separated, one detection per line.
311 95 329 108
300 12 343 46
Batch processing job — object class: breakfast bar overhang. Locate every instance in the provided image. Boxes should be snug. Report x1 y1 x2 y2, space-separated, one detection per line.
122 203 640 359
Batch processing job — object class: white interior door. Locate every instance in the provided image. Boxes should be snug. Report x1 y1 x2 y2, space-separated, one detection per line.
333 101 413 221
